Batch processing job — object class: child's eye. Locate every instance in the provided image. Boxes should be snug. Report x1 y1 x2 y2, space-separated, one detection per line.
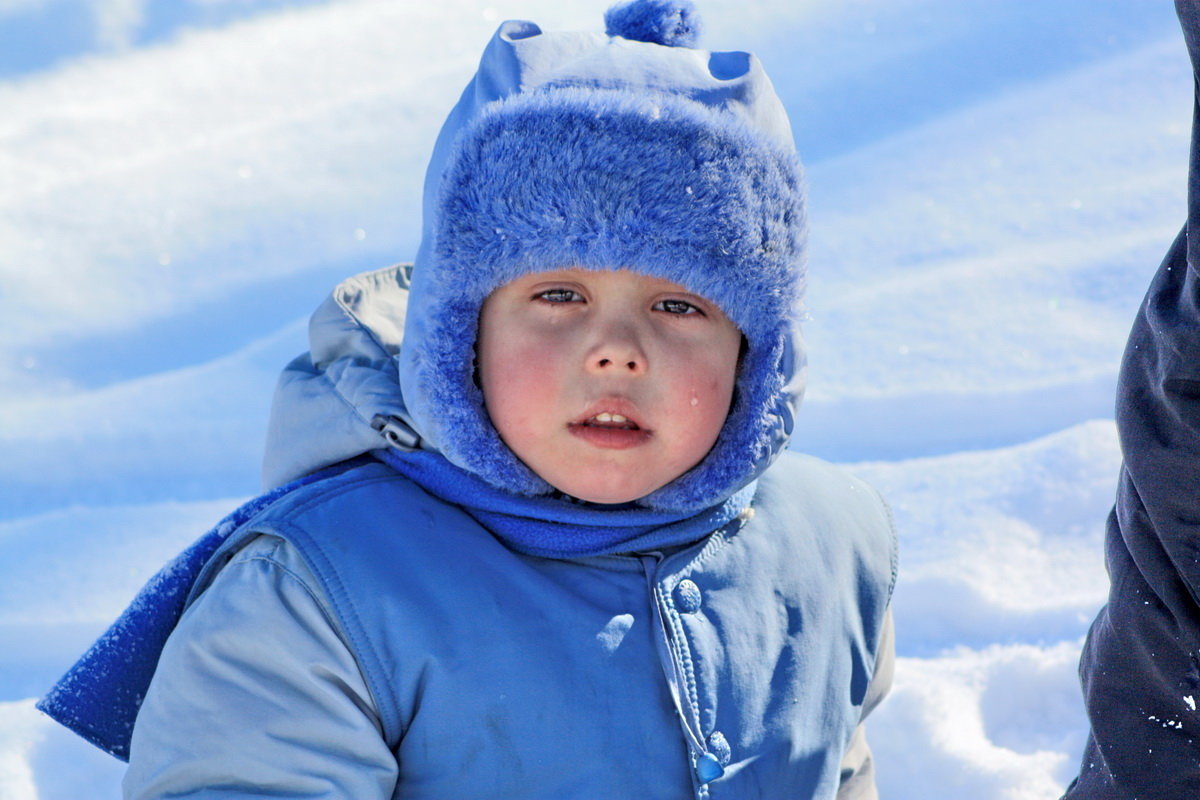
654 298 702 316
535 288 584 303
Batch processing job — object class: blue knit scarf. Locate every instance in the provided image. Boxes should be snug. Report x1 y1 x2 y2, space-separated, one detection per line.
375 448 755 559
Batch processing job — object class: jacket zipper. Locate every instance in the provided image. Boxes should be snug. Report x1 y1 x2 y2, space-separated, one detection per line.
640 553 713 799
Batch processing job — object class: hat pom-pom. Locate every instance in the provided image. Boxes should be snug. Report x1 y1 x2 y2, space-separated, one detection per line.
604 0 701 48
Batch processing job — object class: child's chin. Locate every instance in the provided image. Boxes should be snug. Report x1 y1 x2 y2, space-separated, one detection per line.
550 475 663 506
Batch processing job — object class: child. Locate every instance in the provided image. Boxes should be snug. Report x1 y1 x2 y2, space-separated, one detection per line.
1064 3 1200 797
41 1 897 797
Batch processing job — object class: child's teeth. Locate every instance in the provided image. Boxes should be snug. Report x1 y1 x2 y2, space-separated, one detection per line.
590 412 629 424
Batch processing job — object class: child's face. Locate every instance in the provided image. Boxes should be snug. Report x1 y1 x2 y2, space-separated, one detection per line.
477 268 742 504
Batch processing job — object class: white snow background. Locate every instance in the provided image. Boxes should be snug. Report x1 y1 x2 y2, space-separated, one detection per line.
0 0 1190 797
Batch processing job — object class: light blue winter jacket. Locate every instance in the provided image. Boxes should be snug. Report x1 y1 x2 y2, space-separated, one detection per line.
123 266 896 800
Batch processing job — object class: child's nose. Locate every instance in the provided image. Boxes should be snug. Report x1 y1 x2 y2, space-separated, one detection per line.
587 326 646 374
594 355 641 372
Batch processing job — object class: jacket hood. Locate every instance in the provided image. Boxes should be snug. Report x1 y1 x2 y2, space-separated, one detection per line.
262 265 418 490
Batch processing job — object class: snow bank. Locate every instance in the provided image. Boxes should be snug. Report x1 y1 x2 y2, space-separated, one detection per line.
855 420 1117 797
798 32 1190 459
0 497 243 700
0 319 304 520
854 419 1117 654
873 643 1085 800
0 699 123 800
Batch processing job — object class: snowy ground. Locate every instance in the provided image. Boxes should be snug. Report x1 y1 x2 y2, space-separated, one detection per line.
0 0 1190 797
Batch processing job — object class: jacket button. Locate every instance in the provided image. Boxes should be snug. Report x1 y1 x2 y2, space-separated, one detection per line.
674 579 702 613
708 731 731 765
696 752 725 783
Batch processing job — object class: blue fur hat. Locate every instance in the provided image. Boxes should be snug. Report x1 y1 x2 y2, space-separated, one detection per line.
398 0 807 512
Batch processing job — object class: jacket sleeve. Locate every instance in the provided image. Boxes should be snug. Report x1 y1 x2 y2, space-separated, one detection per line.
123 534 397 800
1064 4 1200 797
836 608 895 800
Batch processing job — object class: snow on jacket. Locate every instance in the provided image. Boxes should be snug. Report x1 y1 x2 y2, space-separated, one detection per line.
1063 2 1200 797
121 268 897 800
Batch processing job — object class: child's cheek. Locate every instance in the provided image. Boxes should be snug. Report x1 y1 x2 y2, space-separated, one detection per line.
677 360 738 449
689 379 733 440
481 330 564 443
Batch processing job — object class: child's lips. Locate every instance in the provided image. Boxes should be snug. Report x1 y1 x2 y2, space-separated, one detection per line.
567 400 651 448
578 411 639 430
567 423 652 449
570 398 645 428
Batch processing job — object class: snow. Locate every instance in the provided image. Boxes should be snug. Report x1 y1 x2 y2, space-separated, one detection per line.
0 0 1187 797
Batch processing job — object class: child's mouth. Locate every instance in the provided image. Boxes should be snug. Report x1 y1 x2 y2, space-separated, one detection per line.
579 412 640 430
568 410 650 449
